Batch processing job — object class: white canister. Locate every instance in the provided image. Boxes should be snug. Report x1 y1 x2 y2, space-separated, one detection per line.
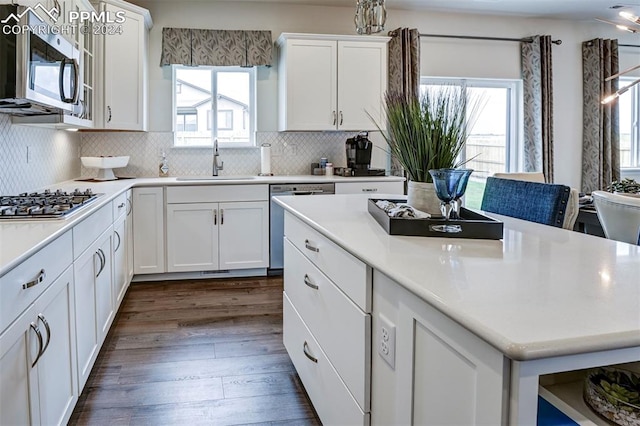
260 143 272 175
325 162 334 176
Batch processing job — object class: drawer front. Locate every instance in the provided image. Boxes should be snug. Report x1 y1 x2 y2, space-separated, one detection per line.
335 181 404 195
283 294 369 426
73 203 113 259
166 185 268 204
284 212 371 311
284 239 370 410
0 231 73 334
112 192 128 220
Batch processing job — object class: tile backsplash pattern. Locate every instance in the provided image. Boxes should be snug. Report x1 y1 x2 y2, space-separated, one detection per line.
0 114 81 194
80 131 360 178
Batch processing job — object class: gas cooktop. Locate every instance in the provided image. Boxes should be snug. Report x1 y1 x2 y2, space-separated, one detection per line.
0 188 102 220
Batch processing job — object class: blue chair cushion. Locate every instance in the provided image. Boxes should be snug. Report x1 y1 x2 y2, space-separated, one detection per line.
480 177 571 228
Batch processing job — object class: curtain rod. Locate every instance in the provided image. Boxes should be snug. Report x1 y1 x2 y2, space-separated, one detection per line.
619 44 640 48
388 31 562 45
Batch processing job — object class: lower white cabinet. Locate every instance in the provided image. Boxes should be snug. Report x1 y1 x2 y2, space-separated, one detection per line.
113 215 128 306
74 226 114 389
218 201 269 270
133 187 165 274
125 190 134 283
0 266 78 426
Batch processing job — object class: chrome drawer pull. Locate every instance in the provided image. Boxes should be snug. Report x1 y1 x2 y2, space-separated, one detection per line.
22 269 46 290
30 322 43 367
303 274 318 290
38 314 51 355
117 202 125 209
304 239 319 252
303 341 318 363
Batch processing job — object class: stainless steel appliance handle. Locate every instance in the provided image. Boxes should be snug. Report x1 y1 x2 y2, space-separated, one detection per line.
59 58 79 103
303 274 319 290
303 341 318 363
304 239 319 253
30 322 43 367
292 190 323 195
37 314 51 355
22 269 46 290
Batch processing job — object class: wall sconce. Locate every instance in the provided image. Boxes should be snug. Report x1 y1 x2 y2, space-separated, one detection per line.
355 0 387 35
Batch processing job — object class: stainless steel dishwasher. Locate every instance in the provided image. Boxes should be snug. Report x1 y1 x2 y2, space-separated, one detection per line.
269 183 335 270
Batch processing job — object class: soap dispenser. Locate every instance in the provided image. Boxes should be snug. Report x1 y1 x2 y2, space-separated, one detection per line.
159 151 169 177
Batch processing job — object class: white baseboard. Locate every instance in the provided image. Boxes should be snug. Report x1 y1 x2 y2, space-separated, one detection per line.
132 268 268 282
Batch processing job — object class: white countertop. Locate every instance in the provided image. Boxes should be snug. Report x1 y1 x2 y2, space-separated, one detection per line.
0 175 403 277
274 194 640 361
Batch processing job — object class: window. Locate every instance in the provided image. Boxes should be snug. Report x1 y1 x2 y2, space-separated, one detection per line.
173 66 256 147
619 77 640 169
420 77 522 209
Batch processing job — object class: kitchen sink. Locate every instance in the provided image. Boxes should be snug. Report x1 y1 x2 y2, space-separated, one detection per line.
175 176 257 181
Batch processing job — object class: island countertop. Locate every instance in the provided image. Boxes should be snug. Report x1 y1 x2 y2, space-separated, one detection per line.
274 194 640 361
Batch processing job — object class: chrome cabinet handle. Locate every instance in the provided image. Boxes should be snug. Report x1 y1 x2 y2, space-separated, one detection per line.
332 111 337 125
30 322 43 367
126 198 132 216
304 239 319 252
37 314 51 356
214 209 217 225
107 106 112 123
114 230 121 252
96 248 105 277
117 202 125 209
339 111 343 125
22 269 46 290
303 274 318 290
303 341 318 363
220 209 224 225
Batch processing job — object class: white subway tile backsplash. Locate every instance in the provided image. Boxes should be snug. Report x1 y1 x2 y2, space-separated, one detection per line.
0 114 81 194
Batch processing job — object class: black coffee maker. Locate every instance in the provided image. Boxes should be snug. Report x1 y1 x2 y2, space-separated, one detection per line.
345 132 386 176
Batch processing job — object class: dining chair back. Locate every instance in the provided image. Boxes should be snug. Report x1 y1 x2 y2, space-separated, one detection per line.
481 177 572 227
592 191 640 245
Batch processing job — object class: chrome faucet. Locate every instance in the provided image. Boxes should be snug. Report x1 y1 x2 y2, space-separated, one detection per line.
212 139 224 176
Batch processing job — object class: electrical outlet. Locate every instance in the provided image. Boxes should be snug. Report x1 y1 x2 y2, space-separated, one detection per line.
378 313 396 369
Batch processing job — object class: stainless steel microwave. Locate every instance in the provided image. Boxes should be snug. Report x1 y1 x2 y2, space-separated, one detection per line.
0 5 80 115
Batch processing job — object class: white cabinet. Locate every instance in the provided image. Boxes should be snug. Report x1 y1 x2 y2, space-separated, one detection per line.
133 187 165 274
165 185 269 273
94 0 152 130
113 215 127 306
125 190 134 283
277 33 389 131
0 266 77 426
335 181 404 196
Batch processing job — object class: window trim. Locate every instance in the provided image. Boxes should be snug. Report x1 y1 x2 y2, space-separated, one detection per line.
172 65 257 148
620 76 640 169
420 77 523 174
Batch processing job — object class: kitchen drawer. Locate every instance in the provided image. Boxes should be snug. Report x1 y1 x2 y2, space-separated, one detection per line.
335 181 404 195
284 238 370 410
73 203 113 259
166 185 268 204
112 192 127 220
0 231 73 334
284 211 371 311
283 294 369 426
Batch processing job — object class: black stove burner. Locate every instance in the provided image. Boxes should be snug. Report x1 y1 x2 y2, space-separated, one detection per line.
0 189 102 219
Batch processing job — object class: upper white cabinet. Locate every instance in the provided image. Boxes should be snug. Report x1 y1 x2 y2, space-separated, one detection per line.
93 0 152 130
277 33 389 132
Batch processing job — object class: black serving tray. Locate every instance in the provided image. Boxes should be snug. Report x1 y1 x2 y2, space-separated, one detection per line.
368 199 503 239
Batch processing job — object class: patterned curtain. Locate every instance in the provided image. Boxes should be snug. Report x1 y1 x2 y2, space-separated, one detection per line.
581 39 620 193
388 28 420 99
521 35 554 182
161 28 272 67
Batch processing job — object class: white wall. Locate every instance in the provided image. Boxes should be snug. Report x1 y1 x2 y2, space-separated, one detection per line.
134 0 639 187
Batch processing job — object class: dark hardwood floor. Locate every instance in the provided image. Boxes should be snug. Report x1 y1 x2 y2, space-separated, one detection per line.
69 276 321 426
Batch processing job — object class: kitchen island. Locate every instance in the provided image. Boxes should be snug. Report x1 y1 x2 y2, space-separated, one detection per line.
274 193 640 425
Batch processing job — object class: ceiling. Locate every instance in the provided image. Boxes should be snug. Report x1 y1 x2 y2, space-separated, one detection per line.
148 0 640 21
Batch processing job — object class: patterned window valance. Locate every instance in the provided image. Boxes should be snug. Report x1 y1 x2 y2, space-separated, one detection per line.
161 28 272 67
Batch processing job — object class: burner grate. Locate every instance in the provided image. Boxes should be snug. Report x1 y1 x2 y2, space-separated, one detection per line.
0 189 102 219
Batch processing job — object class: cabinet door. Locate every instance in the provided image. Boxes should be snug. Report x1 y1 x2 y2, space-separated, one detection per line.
337 40 388 131
34 267 78 426
95 232 114 341
133 187 165 274
102 3 146 130
113 216 128 307
279 38 337 131
219 201 269 270
0 305 40 426
166 203 219 272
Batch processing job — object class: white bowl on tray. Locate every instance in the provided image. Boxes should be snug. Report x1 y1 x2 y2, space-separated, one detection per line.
81 156 130 181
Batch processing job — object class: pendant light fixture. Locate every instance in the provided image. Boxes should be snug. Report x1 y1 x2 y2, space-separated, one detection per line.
601 11 640 104
354 0 387 35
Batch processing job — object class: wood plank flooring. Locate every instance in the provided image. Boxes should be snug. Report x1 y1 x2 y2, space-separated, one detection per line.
69 277 321 426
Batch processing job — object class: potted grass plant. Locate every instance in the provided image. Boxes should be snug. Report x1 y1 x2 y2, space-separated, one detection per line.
372 86 483 214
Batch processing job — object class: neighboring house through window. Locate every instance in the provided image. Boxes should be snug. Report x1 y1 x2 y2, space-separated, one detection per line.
420 77 522 209
173 65 256 147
